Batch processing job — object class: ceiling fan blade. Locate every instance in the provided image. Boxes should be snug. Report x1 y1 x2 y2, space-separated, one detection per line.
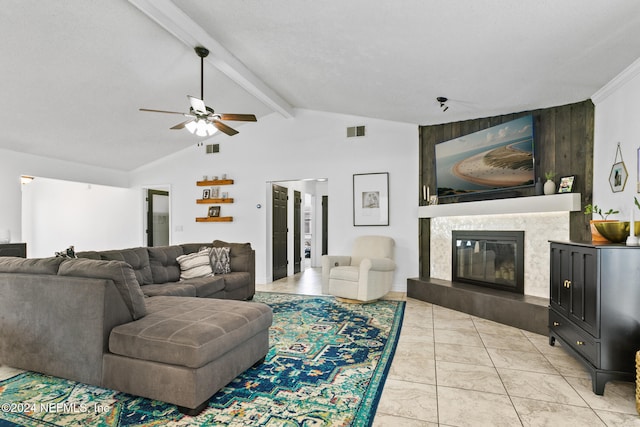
139 108 186 115
219 113 257 122
170 119 194 130
188 95 207 114
213 119 239 136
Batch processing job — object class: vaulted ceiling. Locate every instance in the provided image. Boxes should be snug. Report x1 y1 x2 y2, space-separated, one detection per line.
2 0 640 171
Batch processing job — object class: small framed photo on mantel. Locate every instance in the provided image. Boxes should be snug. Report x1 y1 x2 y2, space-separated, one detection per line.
558 176 575 193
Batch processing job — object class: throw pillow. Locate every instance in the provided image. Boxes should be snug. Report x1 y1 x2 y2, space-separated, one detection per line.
176 249 213 279
210 246 231 274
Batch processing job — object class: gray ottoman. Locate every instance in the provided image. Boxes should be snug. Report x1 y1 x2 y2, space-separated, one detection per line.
102 296 272 414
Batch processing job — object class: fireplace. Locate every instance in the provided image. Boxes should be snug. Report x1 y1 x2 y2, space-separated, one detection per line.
452 230 524 294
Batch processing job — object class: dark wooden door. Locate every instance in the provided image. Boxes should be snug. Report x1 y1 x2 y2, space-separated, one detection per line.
322 195 328 255
272 184 288 281
293 190 301 274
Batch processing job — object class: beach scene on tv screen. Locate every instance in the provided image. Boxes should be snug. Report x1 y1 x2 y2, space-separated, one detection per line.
436 115 534 197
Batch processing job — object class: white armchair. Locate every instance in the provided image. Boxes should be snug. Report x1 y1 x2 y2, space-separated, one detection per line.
321 236 396 302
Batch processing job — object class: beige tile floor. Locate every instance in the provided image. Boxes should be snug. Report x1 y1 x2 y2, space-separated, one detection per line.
258 267 640 427
2 267 638 426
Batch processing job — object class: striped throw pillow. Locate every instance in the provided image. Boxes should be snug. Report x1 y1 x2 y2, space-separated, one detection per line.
176 249 213 279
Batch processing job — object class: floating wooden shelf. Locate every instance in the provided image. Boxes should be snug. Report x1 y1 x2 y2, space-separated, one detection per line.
196 198 234 204
195 216 233 222
197 179 234 186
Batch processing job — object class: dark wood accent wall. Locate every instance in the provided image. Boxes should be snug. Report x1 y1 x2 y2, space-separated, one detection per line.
419 99 594 278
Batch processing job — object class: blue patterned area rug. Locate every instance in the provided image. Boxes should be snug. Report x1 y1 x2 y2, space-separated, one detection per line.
0 292 405 426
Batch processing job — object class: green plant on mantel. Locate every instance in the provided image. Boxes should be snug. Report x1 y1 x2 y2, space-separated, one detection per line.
544 171 556 181
635 196 640 210
584 204 619 220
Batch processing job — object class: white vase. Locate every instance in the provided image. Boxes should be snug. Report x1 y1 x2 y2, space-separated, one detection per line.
0 229 10 244
543 180 556 195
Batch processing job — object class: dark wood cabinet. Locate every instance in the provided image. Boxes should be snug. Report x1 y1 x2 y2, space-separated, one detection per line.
549 241 640 394
0 243 26 258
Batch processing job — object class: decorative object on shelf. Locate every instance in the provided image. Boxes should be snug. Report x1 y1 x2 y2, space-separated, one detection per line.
0 229 10 244
535 177 543 195
584 204 620 242
212 176 219 181
609 142 628 192
543 171 556 195
353 172 389 226
202 189 211 200
221 192 228 199
429 195 438 205
558 176 575 193
629 197 640 246
594 221 640 244
208 206 221 218
221 174 227 180
211 187 220 198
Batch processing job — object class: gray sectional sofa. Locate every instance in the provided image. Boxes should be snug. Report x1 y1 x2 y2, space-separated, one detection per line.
0 241 272 415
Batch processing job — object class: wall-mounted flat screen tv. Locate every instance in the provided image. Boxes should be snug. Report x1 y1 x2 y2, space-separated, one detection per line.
435 115 535 198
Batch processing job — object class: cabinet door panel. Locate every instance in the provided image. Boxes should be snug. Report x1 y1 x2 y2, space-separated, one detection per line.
550 245 571 315
568 248 598 337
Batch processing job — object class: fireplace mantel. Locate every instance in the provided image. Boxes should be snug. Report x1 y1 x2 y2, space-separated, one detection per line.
418 193 581 218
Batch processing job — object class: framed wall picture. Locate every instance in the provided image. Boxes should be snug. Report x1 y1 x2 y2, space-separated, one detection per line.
558 176 575 193
609 162 628 192
208 206 221 217
353 172 389 226
202 189 211 200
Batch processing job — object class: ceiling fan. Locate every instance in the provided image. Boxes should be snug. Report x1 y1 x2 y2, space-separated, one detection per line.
139 46 256 137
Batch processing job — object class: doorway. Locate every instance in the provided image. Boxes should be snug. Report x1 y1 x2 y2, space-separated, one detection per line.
269 179 328 282
146 189 169 247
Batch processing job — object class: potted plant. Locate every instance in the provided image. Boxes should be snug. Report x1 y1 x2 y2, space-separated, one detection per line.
584 204 620 242
543 171 556 195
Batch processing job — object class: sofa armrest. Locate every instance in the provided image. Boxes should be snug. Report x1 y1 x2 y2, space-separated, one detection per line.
321 255 352 294
359 257 396 272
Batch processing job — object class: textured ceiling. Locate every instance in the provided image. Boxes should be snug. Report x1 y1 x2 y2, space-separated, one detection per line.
2 0 640 171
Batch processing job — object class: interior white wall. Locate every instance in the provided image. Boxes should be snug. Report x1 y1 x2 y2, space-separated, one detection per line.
592 57 640 220
130 109 419 289
0 148 129 246
21 177 141 257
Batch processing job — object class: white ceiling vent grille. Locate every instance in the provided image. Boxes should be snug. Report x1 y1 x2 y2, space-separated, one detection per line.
346 126 366 138
206 144 219 154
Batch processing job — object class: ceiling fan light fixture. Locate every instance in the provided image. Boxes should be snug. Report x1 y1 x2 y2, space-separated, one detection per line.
195 119 208 137
206 122 217 136
185 120 197 134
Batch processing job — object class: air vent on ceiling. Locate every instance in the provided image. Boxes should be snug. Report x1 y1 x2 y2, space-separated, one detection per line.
346 126 366 138
206 144 219 154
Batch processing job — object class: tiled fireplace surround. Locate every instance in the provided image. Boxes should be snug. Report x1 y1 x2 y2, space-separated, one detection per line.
408 193 582 334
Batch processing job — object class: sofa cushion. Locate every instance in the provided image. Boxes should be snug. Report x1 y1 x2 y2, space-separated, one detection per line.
58 258 147 320
181 275 225 297
98 248 154 285
209 247 231 274
176 249 212 279
0 257 65 274
140 283 197 297
147 246 183 283
212 240 253 273
330 265 360 282
109 296 273 369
